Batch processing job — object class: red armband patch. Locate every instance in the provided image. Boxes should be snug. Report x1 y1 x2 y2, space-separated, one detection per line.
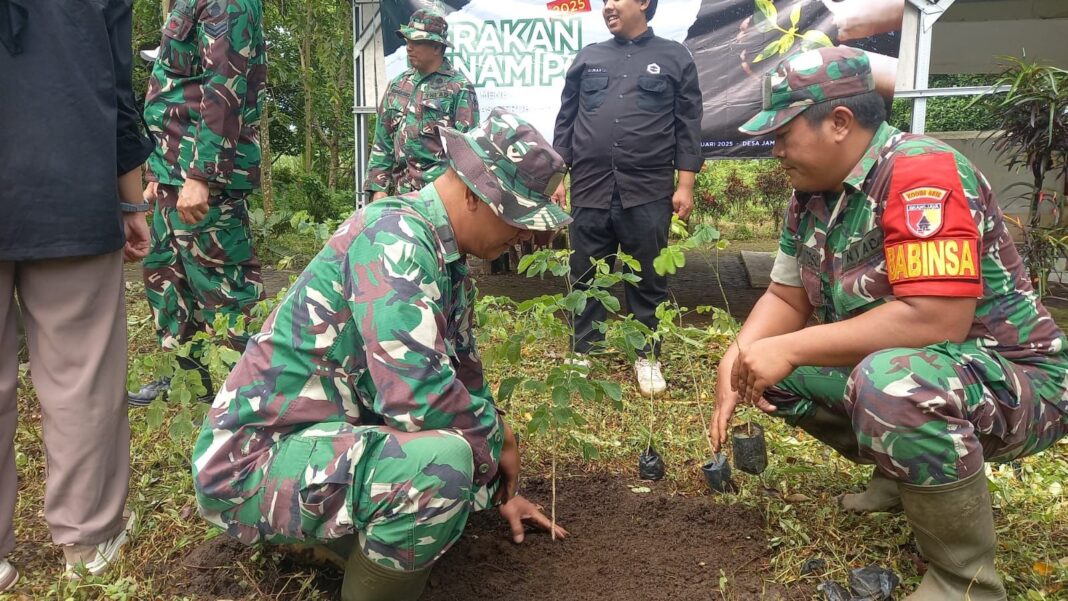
882 152 983 297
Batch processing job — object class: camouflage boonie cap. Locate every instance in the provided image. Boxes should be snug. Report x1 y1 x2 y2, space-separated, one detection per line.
440 108 572 231
739 46 875 136
397 9 450 47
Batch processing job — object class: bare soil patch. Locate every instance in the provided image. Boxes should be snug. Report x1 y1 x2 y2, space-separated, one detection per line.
163 473 808 600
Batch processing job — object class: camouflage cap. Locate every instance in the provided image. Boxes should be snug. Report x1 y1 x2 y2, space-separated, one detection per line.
739 46 875 136
397 9 450 47
439 108 573 232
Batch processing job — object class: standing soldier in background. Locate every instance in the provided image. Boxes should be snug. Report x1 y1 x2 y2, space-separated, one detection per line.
130 0 268 406
364 9 479 201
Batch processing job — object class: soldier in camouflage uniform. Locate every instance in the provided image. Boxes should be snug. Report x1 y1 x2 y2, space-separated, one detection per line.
365 9 480 201
132 0 268 405
192 109 571 601
710 47 1068 600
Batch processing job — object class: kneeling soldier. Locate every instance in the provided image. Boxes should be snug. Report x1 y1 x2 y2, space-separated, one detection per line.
192 109 571 601
712 47 1068 600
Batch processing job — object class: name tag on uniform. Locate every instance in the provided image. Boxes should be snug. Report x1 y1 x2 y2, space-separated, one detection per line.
842 229 884 270
799 245 821 272
584 66 607 75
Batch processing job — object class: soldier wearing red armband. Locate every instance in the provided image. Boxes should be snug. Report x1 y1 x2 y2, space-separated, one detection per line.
710 47 1068 600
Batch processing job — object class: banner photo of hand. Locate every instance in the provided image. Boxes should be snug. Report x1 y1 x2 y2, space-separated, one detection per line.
684 0 903 158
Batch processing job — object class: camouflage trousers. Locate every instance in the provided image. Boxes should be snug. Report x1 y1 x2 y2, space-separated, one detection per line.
194 424 494 571
765 341 1068 486
143 185 264 351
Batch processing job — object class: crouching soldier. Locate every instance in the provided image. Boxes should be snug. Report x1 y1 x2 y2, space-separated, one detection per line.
711 47 1068 600
191 108 572 601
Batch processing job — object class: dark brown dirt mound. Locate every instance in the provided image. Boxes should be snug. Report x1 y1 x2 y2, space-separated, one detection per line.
164 472 808 600
423 472 810 601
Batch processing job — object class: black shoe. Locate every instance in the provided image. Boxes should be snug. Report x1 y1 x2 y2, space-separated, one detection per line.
127 377 171 407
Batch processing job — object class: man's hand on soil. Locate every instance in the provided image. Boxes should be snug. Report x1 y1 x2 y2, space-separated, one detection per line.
498 494 569 543
493 421 521 506
730 337 793 408
177 178 210 225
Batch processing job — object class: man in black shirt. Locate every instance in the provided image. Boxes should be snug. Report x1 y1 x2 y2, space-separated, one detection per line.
553 0 703 396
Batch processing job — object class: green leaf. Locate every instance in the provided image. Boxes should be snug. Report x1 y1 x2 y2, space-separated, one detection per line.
516 253 536 274
790 4 800 27
778 31 795 55
753 36 783 63
599 380 622 402
497 376 524 403
617 252 641 272
524 380 548 394
527 406 549 433
168 409 194 442
800 29 833 50
219 347 242 367
599 294 621 313
653 253 674 276
669 216 689 238
626 331 646 351
552 405 573 425
576 379 598 402
581 442 600 460
552 385 570 407
561 290 588 314
754 0 777 23
505 338 522 364
146 398 165 430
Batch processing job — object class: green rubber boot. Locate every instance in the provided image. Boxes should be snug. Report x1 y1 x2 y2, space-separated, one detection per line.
341 546 431 601
279 534 356 571
837 470 901 513
900 472 1006 601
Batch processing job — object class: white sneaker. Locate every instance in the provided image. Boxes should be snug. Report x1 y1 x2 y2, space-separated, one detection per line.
0 558 18 591
63 510 135 578
563 355 591 369
634 358 666 396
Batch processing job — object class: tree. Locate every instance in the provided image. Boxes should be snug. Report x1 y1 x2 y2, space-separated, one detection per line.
974 58 1068 294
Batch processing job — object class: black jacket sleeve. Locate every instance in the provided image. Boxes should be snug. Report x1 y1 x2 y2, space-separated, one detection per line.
674 55 703 172
553 51 584 166
107 0 153 176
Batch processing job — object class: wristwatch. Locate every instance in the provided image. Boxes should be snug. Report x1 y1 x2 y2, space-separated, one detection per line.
119 201 151 213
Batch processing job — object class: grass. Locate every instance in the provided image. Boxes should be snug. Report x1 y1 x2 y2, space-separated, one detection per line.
4 272 1068 600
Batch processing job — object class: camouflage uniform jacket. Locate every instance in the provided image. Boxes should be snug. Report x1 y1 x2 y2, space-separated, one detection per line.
144 0 266 190
365 60 479 195
771 122 1068 414
192 185 504 523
